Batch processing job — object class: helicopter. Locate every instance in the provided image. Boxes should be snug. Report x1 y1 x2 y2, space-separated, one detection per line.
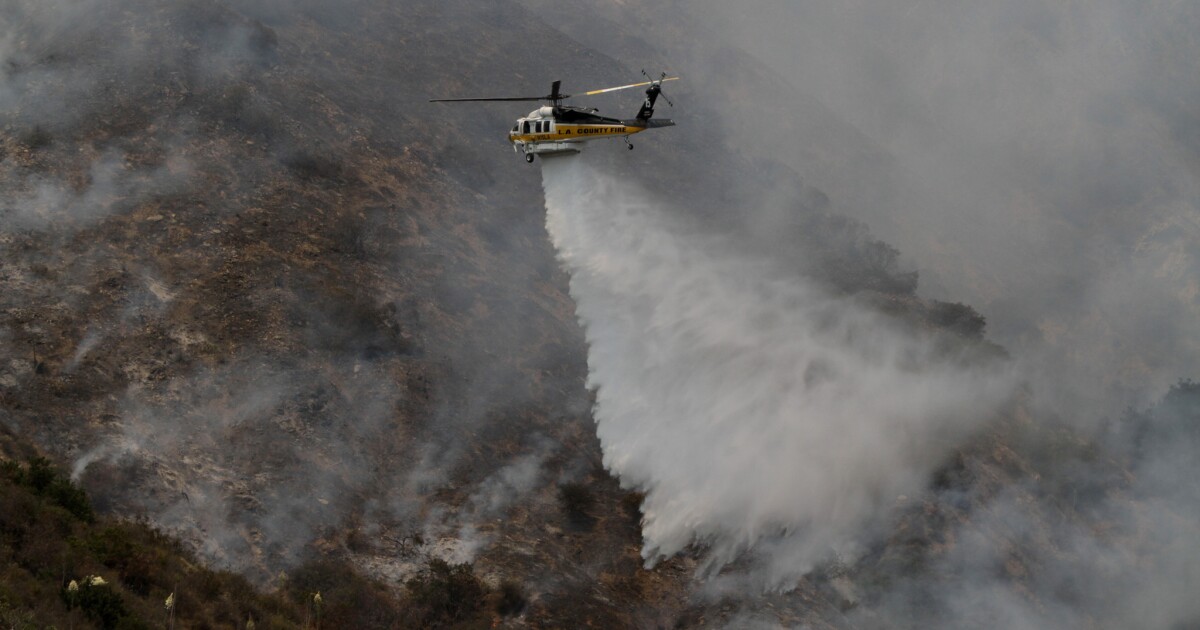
431 71 678 163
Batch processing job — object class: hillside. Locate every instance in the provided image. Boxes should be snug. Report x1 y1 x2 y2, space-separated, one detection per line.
2 0 796 625
2 0 1196 628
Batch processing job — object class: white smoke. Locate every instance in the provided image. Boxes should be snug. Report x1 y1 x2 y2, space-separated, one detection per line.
540 155 1013 585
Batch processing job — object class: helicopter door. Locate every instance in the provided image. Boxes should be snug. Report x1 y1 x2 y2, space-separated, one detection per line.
523 121 531 134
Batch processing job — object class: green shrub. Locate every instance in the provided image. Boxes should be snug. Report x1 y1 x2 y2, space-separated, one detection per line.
66 578 134 630
0 455 306 629
24 457 57 493
287 557 403 628
0 595 38 630
47 476 95 522
6 457 95 522
88 526 138 569
84 526 163 595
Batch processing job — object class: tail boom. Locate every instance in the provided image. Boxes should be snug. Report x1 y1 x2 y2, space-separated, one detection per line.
622 118 675 129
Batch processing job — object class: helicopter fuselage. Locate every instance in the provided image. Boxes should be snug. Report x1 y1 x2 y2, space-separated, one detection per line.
509 105 672 157
431 75 677 163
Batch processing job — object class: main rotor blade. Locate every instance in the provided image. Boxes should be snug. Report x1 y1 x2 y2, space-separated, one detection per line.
429 96 550 102
583 77 679 96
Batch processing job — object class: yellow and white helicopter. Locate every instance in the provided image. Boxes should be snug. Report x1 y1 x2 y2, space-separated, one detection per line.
431 72 678 163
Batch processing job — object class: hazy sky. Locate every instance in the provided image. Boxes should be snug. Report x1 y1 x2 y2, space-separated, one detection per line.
693 0 1200 416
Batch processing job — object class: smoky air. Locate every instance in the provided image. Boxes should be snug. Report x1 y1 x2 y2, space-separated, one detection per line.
1 0 1198 627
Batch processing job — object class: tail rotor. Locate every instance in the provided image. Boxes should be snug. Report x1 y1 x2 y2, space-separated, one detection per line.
642 69 674 107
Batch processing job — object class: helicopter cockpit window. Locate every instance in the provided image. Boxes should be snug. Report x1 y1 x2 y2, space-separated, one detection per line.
523 121 530 134
512 124 519 132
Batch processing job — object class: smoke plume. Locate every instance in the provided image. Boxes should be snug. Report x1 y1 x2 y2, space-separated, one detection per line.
691 0 1200 418
541 154 1012 585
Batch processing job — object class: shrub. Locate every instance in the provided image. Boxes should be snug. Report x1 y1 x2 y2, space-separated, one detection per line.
20 126 53 151
6 457 94 522
404 559 486 626
1 455 305 629
47 475 95 523
495 579 527 617
288 557 403 628
927 301 987 339
0 597 37 630
620 491 645 527
88 526 138 569
24 457 57 493
284 153 349 184
66 578 133 630
558 482 594 525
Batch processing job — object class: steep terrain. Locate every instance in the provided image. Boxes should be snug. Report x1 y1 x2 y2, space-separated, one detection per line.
3 1 1195 628
0 1 808 626
1 0 640 624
